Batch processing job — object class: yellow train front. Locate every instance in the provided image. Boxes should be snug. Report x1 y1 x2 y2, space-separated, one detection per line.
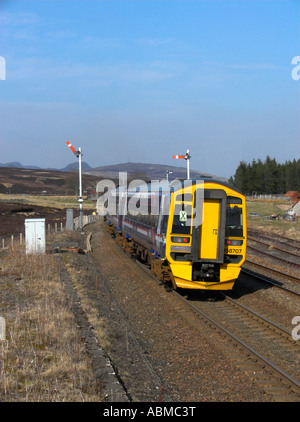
106 178 247 291
165 179 247 290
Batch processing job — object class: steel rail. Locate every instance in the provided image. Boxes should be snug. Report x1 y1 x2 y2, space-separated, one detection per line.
244 259 300 282
172 289 300 395
247 245 300 268
221 293 296 338
247 236 300 258
247 229 300 251
135 259 300 394
242 266 300 297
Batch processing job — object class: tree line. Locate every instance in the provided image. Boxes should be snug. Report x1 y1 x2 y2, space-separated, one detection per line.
228 156 300 195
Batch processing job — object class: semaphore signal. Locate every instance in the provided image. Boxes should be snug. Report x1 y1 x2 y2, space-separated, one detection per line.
173 149 191 180
66 141 79 157
66 141 83 229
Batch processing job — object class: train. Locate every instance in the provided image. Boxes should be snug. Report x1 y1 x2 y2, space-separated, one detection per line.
102 178 247 290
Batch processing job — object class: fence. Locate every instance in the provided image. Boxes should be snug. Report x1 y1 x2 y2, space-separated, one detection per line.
73 214 100 230
248 194 287 200
1 213 101 249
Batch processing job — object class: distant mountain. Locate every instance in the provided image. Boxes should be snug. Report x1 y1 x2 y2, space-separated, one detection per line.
60 162 92 172
84 162 227 182
0 161 227 181
0 161 40 169
0 161 91 172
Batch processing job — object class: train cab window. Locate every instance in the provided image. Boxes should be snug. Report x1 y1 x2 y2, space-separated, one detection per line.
227 196 242 205
172 203 192 234
225 206 243 237
175 193 193 202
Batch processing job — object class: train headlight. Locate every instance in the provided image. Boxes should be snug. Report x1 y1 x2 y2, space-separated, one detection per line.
171 236 190 244
225 239 243 246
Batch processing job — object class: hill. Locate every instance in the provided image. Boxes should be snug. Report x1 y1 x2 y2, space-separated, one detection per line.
0 167 99 195
0 161 41 169
0 161 91 172
84 162 226 181
0 162 227 195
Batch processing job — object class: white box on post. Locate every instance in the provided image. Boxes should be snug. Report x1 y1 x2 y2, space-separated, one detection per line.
25 218 46 254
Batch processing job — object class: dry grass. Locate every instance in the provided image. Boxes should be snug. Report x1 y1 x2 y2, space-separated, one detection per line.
246 199 300 240
62 254 110 352
0 193 96 210
0 246 100 401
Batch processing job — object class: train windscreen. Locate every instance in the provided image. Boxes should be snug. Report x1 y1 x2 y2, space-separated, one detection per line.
225 206 243 237
172 203 193 234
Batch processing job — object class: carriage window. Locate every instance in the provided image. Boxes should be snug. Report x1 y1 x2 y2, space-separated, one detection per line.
172 204 192 234
226 206 243 237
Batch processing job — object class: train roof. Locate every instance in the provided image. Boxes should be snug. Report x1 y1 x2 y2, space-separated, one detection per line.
110 178 244 196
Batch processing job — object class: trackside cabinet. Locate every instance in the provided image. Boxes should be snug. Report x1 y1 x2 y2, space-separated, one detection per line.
25 218 46 254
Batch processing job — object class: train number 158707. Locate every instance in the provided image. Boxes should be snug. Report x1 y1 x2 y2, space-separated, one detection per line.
227 248 242 254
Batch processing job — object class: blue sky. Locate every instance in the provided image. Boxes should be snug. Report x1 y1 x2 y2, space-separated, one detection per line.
0 0 299 178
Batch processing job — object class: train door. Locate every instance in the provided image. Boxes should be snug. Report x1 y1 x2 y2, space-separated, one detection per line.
192 189 227 264
199 199 220 260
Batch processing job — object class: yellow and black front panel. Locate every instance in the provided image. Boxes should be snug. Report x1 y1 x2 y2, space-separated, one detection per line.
224 195 246 266
199 199 219 260
191 188 227 264
169 190 193 263
165 181 247 290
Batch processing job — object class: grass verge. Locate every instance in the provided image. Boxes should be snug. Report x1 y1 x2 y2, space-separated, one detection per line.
0 245 100 401
0 193 96 210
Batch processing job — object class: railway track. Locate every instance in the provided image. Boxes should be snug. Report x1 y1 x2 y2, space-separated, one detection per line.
242 264 300 297
247 229 300 253
135 259 300 401
246 230 300 290
108 223 300 401
247 237 300 259
246 243 300 269
175 289 300 401
247 229 300 270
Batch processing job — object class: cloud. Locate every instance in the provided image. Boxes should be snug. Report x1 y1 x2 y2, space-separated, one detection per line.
81 36 123 50
137 38 175 47
0 12 40 26
0 11 40 39
7 57 176 84
203 61 284 71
